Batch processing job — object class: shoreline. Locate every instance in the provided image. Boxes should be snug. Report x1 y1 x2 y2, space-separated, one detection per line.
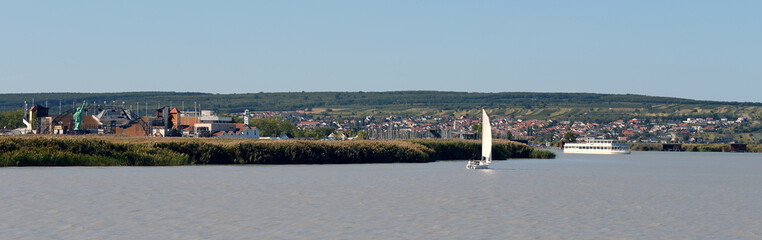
539 143 762 153
628 143 762 153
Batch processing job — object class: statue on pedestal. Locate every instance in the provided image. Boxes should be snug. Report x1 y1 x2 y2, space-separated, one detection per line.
73 101 86 131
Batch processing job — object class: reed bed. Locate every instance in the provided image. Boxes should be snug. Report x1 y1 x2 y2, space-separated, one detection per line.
746 144 762 153
1 136 554 167
629 142 762 152
0 136 187 166
407 139 555 160
681 144 727 152
680 143 762 152
629 143 663 151
152 140 434 164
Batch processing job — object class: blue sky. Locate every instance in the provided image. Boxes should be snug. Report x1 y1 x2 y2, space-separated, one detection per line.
2 1 760 102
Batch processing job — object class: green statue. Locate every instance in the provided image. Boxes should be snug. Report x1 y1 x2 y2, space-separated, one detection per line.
73 101 86 131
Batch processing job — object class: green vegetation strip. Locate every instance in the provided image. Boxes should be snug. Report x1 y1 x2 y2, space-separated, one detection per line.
0 136 554 167
3 91 760 123
629 143 762 152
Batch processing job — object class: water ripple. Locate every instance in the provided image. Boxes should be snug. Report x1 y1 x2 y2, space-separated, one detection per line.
1 152 761 239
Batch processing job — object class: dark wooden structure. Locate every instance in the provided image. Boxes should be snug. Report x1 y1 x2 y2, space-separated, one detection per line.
727 144 747 152
662 143 683 151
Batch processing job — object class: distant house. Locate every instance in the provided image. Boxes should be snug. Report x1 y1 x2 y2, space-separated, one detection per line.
235 127 260 138
279 133 294 139
422 129 441 138
326 132 346 140
297 121 319 129
458 133 477 140
182 124 194 137
217 125 260 139
192 122 260 138
51 115 100 134
198 110 233 123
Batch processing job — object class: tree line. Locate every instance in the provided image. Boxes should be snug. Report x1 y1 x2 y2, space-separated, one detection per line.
2 91 758 113
1 91 760 125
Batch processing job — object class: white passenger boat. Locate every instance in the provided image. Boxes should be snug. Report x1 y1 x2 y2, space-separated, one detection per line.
563 139 631 154
467 109 492 169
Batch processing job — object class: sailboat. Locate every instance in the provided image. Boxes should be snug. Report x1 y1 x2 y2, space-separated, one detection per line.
467 109 492 169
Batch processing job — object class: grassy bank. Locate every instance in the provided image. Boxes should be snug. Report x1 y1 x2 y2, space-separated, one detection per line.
0 136 554 167
629 142 762 152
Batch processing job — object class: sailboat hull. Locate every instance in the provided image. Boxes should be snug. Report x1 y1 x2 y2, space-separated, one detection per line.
466 163 489 169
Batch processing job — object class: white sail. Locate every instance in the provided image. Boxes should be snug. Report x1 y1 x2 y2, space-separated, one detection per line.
467 109 492 169
481 109 492 164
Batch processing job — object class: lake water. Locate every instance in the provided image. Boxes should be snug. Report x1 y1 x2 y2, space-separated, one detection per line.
1 151 761 239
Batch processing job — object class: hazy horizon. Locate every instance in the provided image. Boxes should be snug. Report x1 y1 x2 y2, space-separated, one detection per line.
3 90 760 104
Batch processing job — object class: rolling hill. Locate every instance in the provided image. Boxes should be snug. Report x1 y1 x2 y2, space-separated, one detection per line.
1 91 760 123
